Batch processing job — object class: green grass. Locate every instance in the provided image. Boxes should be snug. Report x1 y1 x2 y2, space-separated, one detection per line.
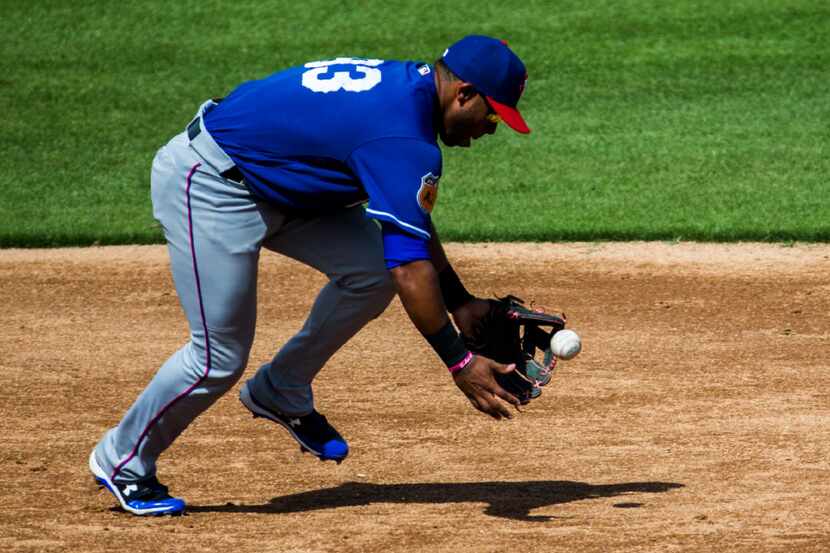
1 0 828 246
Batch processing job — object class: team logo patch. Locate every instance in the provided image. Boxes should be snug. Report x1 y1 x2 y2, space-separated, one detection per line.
519 73 528 97
417 172 440 214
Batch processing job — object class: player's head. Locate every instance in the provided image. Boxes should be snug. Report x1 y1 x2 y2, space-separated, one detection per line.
434 35 530 148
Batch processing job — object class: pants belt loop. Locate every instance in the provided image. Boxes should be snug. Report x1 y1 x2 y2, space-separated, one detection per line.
185 100 238 178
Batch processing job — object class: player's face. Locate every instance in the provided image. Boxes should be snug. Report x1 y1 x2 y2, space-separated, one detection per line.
438 84 498 148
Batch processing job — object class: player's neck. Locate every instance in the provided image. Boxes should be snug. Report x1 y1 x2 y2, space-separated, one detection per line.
433 71 449 137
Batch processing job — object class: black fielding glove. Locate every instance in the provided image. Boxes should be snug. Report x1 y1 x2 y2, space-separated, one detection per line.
462 295 566 404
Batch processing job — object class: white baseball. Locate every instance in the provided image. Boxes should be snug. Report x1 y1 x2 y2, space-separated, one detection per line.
551 329 582 360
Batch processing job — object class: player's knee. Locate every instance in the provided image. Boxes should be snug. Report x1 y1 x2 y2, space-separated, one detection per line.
334 269 396 315
337 269 394 297
367 270 397 305
366 271 396 317
371 270 396 299
211 344 251 387
186 330 253 387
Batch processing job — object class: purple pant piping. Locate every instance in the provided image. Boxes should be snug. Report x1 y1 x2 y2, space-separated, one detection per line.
110 162 211 481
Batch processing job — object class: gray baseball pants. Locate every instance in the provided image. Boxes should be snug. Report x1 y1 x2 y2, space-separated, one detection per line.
93 102 396 482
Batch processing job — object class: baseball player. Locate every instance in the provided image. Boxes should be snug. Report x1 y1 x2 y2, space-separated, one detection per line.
89 35 531 516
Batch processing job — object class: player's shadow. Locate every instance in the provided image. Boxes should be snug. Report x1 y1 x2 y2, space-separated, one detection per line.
190 480 683 521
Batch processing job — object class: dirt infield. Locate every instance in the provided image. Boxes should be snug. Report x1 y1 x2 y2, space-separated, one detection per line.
1 243 828 553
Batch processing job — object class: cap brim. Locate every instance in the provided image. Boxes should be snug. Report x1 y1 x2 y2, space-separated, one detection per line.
488 96 530 134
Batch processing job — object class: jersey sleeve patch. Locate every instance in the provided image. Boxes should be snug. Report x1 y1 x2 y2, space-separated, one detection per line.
347 138 442 240
416 172 440 214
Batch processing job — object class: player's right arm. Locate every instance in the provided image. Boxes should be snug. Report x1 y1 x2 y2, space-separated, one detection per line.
348 138 519 418
389 258 520 419
427 222 498 340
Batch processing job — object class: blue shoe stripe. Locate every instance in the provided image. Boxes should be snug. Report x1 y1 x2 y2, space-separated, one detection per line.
90 451 185 516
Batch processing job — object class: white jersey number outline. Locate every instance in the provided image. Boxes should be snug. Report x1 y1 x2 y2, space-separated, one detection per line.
302 57 383 93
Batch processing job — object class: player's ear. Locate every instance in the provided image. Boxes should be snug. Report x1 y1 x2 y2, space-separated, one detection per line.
456 82 477 106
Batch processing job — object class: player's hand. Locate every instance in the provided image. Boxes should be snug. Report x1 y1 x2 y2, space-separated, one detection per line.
452 355 521 419
450 297 491 338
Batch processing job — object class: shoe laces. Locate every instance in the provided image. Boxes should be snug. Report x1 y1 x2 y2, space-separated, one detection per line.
299 411 339 440
117 476 173 501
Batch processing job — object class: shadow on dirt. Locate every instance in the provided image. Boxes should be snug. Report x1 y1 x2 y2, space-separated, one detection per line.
189 480 683 521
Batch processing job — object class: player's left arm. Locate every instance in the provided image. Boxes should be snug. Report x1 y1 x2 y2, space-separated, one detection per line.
427 222 492 338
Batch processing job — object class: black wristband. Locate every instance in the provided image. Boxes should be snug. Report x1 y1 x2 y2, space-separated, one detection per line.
424 321 470 368
438 265 474 312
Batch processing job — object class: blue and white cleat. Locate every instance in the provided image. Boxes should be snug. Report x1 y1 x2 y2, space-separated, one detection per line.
239 383 349 463
89 451 186 516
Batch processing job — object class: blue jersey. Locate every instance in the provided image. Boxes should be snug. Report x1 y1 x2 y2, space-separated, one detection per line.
203 59 441 259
